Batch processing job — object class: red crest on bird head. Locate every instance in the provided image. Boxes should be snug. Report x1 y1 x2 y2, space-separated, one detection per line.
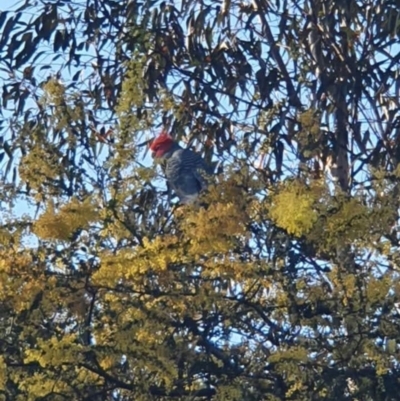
149 130 175 158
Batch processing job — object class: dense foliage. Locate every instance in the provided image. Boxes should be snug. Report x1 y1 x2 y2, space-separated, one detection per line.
1 0 400 399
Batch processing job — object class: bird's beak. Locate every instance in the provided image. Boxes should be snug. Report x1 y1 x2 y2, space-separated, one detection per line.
151 151 156 158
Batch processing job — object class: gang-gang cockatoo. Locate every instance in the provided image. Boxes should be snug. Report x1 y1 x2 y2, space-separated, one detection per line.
149 131 213 204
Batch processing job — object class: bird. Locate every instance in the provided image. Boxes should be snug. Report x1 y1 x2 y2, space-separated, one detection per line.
149 131 213 204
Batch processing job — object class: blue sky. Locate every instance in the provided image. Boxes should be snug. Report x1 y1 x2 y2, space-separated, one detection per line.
2 0 25 12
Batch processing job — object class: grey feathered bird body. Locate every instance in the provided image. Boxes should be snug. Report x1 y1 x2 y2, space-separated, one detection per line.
163 143 212 204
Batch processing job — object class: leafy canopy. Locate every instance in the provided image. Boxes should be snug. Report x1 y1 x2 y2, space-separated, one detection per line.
0 0 400 400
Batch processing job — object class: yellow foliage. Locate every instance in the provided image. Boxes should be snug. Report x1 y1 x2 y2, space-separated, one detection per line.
41 78 66 107
98 355 118 371
116 56 154 139
0 251 35 306
0 251 31 274
298 109 321 136
74 366 104 386
180 202 249 255
363 340 390 376
203 258 260 280
0 229 13 246
266 347 309 398
93 234 187 286
269 180 319 236
34 198 98 240
18 372 70 400
324 198 369 244
286 381 307 398
329 268 358 307
366 276 390 305
19 145 64 190
318 387 328 398
24 334 83 368
141 235 185 269
268 346 309 364
296 109 323 158
0 356 6 390
98 207 133 241
14 279 44 313
343 274 356 302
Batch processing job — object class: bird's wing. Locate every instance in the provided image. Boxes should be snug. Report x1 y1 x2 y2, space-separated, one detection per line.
183 149 211 191
165 148 213 204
